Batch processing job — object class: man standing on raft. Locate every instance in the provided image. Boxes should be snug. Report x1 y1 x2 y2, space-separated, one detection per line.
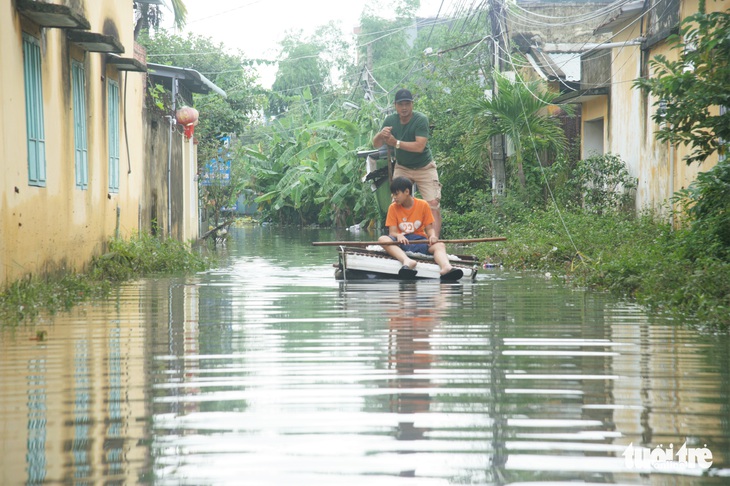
372 88 443 237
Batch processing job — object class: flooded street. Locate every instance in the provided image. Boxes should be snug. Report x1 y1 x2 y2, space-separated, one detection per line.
1 225 729 485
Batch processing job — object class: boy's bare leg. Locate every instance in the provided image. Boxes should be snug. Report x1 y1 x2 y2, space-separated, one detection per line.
428 242 455 275
378 236 417 269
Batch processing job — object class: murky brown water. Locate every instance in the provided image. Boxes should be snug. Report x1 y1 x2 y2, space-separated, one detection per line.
1 226 729 485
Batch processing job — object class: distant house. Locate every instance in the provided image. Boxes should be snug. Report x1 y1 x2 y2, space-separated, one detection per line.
553 0 729 215
0 1 224 285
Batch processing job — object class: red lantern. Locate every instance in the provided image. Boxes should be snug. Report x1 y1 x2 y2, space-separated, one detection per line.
176 106 199 139
176 106 199 125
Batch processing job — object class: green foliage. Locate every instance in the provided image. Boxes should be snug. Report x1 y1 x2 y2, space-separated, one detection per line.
541 142 583 209
355 1 423 102
147 83 167 111
674 159 730 260
199 137 244 228
240 106 380 226
268 25 350 117
134 0 187 34
0 274 111 324
90 234 210 281
416 20 494 210
269 39 329 117
634 1 730 165
468 202 729 328
138 30 265 164
441 191 547 241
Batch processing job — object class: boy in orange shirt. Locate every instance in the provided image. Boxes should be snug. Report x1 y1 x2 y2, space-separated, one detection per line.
378 177 463 281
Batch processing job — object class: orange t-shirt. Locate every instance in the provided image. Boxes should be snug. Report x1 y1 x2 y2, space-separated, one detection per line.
385 197 434 238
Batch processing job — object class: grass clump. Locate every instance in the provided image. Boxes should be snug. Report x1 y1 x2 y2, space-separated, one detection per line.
89 234 211 281
0 273 112 324
446 204 729 328
1 234 212 325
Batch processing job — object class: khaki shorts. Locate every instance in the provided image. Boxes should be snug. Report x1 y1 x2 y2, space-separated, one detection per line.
393 161 441 208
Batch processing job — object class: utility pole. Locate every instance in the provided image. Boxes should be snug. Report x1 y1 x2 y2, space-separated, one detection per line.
489 0 507 202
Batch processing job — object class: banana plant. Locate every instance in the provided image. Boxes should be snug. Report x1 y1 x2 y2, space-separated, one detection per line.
246 114 377 226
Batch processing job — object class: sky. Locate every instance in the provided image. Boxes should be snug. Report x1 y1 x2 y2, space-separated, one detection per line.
162 0 450 87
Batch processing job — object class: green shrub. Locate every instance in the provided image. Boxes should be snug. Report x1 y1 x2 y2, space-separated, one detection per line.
575 153 637 214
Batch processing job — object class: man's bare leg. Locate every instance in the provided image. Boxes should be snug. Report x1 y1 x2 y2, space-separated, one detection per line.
428 202 442 238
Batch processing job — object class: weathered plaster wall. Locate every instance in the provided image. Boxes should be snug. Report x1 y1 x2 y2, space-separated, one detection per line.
1 0 146 283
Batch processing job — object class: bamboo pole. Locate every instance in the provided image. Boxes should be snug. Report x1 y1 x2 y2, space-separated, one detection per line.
312 237 506 246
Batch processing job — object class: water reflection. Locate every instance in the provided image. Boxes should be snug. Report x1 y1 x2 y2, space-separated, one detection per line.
1 226 729 484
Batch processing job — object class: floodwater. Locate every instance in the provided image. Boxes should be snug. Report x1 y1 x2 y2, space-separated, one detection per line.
1 225 729 485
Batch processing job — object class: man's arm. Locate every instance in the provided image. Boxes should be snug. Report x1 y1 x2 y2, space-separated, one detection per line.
373 126 392 147
396 136 427 153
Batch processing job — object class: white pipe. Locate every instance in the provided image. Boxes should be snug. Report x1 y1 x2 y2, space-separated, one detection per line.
589 38 644 50
189 134 195 239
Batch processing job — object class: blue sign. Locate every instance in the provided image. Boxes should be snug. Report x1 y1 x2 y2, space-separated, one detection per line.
201 136 232 186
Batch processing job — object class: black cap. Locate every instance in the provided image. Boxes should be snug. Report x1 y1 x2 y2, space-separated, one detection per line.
394 89 413 102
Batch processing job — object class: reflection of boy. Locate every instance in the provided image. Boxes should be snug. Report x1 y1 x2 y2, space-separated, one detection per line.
378 177 462 281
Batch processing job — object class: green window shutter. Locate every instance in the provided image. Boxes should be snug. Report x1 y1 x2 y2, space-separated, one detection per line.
108 80 120 192
22 34 46 187
72 61 88 189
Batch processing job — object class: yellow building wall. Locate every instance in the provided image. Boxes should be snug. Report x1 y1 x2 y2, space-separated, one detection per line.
603 22 647 208
607 0 728 215
1 1 147 284
581 97 608 158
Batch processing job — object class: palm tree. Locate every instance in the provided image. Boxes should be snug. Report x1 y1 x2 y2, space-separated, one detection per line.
134 0 188 39
466 71 567 189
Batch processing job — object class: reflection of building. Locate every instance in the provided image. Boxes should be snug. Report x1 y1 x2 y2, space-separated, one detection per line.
0 290 150 483
610 314 727 482
0 278 206 483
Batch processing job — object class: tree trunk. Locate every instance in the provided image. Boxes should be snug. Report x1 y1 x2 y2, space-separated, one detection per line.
134 4 150 40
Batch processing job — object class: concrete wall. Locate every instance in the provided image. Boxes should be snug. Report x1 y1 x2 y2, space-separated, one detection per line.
1 1 148 283
139 112 198 242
